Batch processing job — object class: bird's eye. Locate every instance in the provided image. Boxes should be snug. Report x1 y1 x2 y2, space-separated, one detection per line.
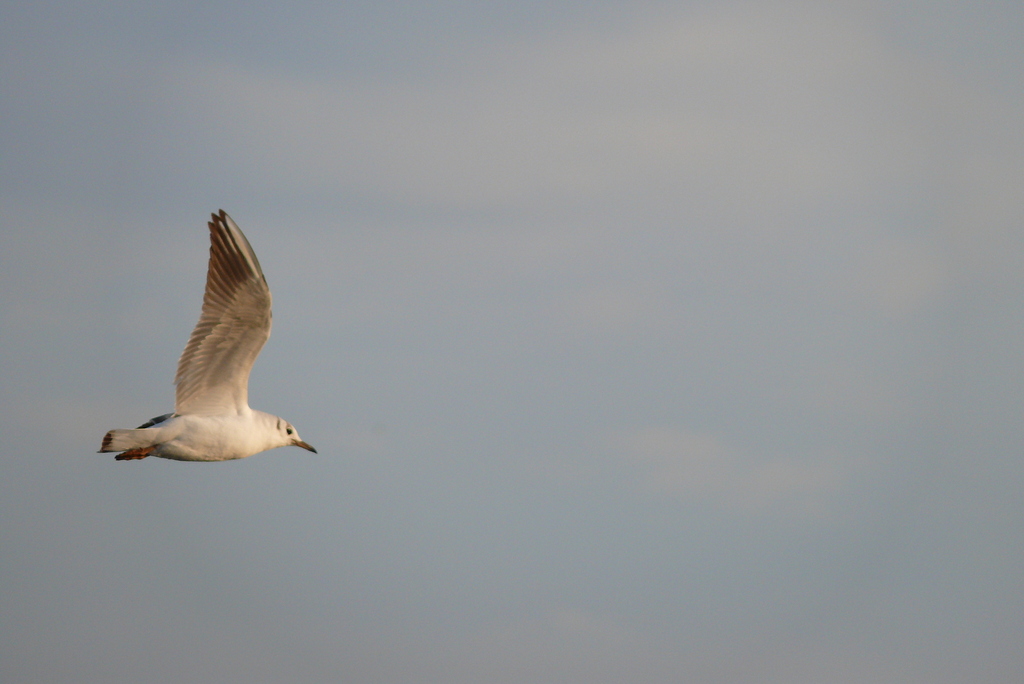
286 428 293 435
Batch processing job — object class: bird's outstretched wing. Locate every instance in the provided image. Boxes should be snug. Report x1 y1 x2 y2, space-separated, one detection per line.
174 210 272 415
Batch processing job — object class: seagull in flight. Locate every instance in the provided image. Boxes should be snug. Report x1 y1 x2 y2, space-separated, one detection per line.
100 210 316 461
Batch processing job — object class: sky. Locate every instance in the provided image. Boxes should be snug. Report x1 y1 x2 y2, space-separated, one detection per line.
2 1 1024 682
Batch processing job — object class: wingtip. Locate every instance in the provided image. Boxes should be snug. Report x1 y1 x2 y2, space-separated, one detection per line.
208 209 231 226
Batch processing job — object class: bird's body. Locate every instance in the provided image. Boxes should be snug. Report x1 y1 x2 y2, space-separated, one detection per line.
99 210 315 461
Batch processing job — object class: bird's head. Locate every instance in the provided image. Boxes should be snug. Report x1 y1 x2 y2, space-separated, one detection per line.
277 419 317 453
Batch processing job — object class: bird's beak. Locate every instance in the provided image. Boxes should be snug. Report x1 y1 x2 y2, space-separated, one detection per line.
294 440 317 453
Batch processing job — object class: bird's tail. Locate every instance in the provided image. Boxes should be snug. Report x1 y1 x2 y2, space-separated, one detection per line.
99 429 159 453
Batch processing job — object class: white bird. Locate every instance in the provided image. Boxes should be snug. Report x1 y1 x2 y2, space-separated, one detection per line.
99 210 316 461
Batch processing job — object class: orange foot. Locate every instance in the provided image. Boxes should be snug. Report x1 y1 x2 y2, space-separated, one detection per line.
115 446 156 461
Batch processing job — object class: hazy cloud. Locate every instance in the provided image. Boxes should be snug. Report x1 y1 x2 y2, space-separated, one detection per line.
623 427 849 512
123 2 960 213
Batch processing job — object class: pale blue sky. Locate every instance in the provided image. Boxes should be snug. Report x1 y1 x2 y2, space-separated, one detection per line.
3 2 1024 682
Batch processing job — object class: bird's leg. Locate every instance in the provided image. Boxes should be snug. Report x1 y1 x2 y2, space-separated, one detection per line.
115 446 156 461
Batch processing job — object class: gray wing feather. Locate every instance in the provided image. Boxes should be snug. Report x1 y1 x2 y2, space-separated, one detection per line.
174 210 272 415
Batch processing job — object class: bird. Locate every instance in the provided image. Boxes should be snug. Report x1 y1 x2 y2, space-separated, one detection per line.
99 210 316 461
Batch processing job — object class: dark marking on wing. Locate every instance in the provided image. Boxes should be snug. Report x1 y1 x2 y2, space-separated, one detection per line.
136 413 175 429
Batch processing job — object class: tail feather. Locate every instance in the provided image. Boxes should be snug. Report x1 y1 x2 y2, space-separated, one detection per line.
98 429 160 453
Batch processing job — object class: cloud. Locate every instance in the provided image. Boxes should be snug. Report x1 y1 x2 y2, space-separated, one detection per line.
131 1 954 213
853 237 947 317
408 603 942 684
622 427 849 512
